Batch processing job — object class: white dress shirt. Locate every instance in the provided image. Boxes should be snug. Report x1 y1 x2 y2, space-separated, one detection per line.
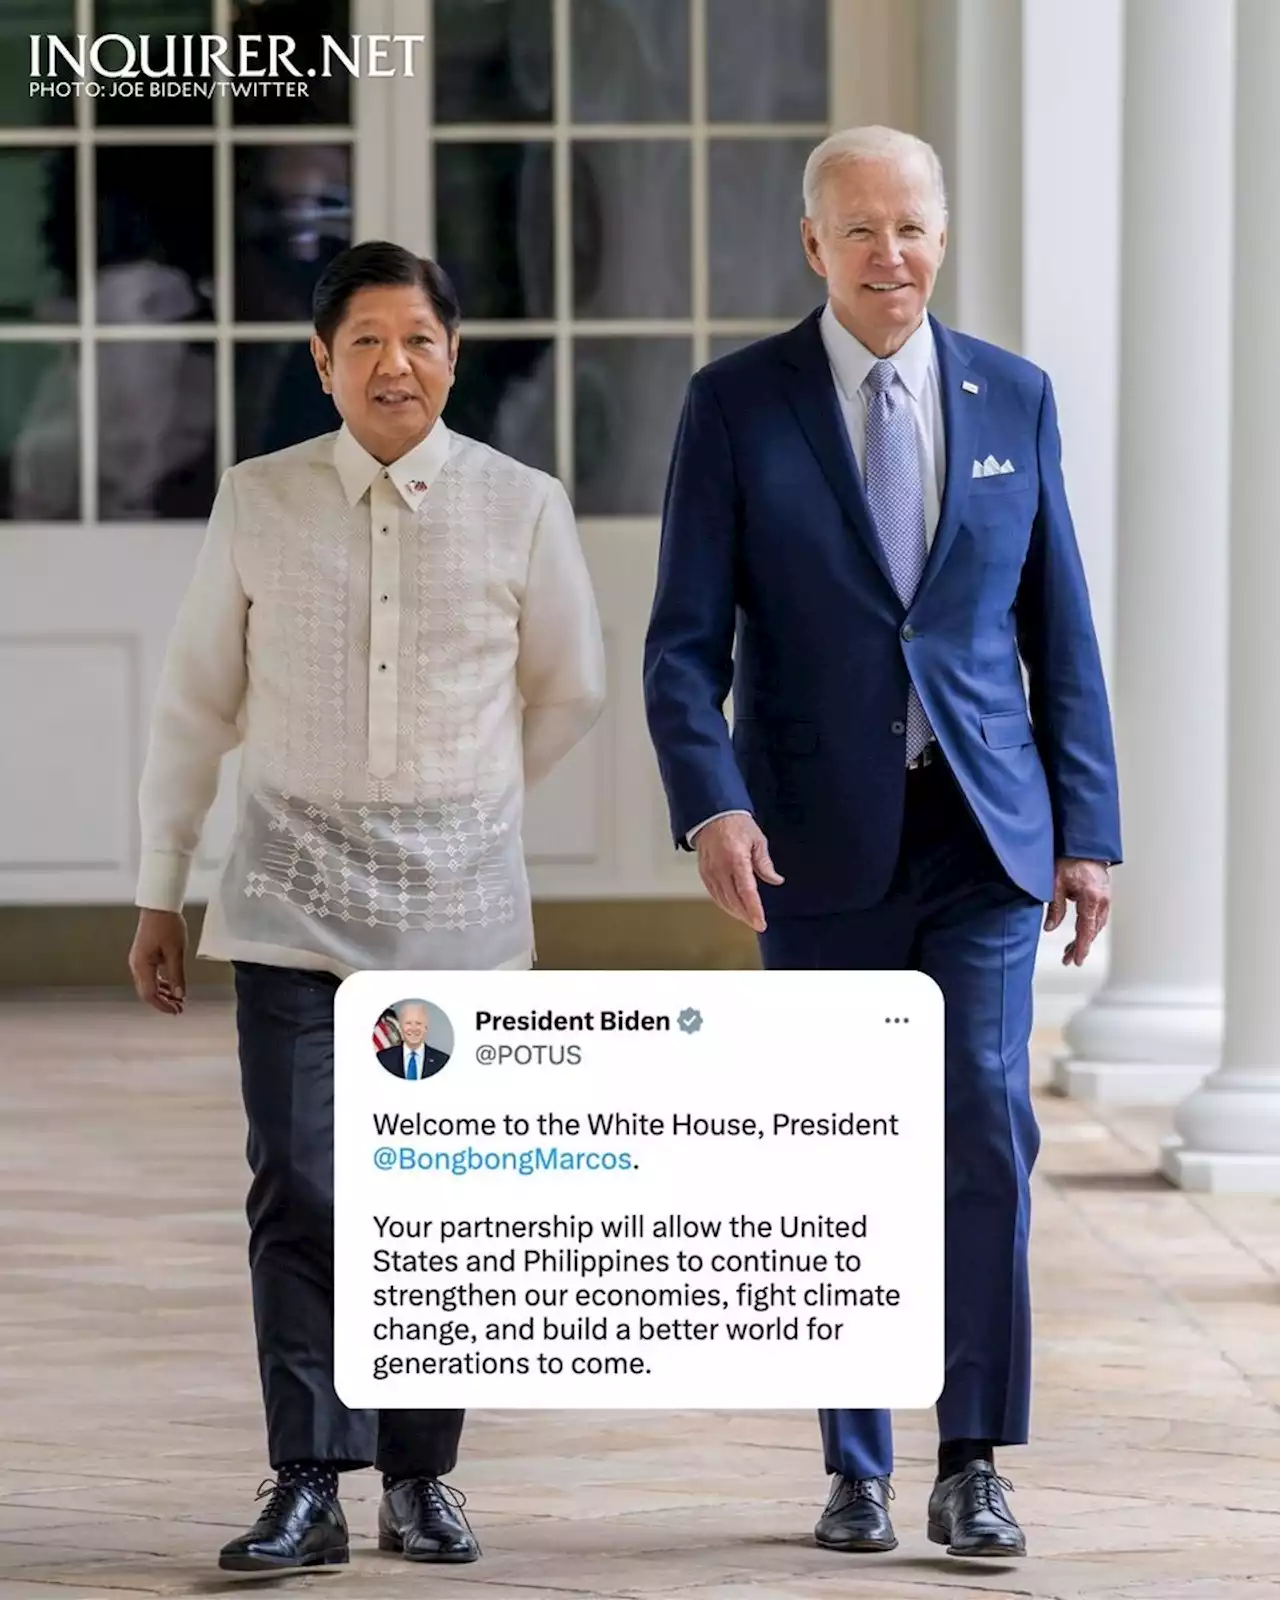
689 304 945 842
818 301 946 545
399 1044 429 1076
136 420 605 976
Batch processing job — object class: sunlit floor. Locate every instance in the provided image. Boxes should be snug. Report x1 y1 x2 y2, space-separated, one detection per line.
1 994 1278 1599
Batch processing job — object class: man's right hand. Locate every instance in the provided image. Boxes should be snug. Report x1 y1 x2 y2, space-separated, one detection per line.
694 815 784 933
129 908 188 1015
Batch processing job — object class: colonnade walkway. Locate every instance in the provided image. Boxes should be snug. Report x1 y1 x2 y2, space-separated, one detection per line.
0 996 1277 1599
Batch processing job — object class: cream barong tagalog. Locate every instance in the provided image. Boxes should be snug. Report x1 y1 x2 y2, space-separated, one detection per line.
135 421 605 975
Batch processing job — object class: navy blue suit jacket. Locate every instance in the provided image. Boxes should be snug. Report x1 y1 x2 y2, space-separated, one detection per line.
378 1044 449 1080
643 309 1122 917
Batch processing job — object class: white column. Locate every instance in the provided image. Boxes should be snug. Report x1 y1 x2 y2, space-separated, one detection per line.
1020 0 1123 1024
920 0 1105 1024
1051 0 1232 1103
917 0 1023 350
1162 0 1280 1192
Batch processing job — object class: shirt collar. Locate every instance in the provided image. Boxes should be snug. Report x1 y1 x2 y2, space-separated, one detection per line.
332 419 452 511
819 301 935 403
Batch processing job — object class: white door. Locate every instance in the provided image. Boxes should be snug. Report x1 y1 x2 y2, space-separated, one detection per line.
0 0 898 909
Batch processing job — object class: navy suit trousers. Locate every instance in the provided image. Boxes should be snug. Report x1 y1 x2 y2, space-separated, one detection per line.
758 756 1043 1481
233 960 464 1476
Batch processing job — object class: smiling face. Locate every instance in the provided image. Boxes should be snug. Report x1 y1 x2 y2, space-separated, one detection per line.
801 152 947 357
311 283 457 464
398 1005 428 1049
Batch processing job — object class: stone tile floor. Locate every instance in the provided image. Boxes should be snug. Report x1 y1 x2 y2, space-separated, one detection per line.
0 995 1278 1598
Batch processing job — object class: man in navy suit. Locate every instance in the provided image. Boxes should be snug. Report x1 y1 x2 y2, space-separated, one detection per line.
643 126 1120 1560
377 1001 450 1080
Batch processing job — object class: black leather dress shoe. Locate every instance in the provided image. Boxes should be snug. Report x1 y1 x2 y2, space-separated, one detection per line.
814 1474 897 1552
217 1479 349 1571
378 1477 480 1562
927 1459 1026 1557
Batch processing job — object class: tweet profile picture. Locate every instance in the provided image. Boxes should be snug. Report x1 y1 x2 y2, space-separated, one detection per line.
372 998 455 1081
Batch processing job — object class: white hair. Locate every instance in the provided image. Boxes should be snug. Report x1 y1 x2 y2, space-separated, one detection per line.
395 999 429 1020
803 125 948 225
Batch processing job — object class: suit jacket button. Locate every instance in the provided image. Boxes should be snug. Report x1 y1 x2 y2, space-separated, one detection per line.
891 720 906 735
901 624 915 641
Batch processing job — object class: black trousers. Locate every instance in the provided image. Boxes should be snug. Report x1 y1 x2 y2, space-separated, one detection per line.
232 960 464 1477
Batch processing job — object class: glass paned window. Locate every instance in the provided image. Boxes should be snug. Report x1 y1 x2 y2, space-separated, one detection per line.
706 0 828 122
574 337 690 515
572 141 691 318
570 0 690 123
96 145 215 323
424 0 831 514
94 0 215 126
236 341 339 461
230 0 352 126
0 342 78 519
98 340 216 518
435 143 553 321
434 0 553 123
0 0 833 522
0 0 354 519
1 1 76 129
0 148 76 322
709 139 820 318
447 338 555 474
234 144 352 322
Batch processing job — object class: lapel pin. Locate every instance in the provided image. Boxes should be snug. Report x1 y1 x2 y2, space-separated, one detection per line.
408 479 428 493
962 380 980 395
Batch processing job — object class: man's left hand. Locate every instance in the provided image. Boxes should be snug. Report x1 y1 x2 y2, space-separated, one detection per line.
1044 858 1111 966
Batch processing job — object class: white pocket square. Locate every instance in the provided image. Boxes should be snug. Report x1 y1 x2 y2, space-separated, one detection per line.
972 456 1017 478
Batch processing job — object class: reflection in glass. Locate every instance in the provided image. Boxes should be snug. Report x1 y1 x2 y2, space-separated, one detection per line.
98 341 215 518
236 342 339 461
1 1 75 128
235 145 352 321
709 333 771 362
571 0 689 122
707 0 827 122
435 144 552 321
229 0 351 125
0 149 76 322
709 140 816 318
574 337 689 515
434 0 552 123
446 339 554 474
0 343 79 520
94 0 214 125
573 142 690 318
96 145 214 323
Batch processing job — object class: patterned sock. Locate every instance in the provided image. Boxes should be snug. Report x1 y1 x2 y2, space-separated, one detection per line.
937 1438 994 1479
277 1460 339 1502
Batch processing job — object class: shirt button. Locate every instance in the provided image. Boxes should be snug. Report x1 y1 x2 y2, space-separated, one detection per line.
901 624 916 641
380 593 389 603
377 663 387 672
891 720 906 735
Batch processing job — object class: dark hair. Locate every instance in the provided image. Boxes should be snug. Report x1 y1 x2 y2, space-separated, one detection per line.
311 240 461 347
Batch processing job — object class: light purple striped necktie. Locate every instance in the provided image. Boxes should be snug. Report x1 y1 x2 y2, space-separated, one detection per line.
863 358 934 763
